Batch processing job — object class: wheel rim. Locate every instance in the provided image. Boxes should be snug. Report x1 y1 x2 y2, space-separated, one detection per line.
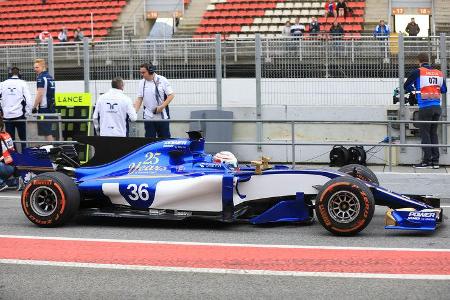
30 186 58 217
327 191 361 223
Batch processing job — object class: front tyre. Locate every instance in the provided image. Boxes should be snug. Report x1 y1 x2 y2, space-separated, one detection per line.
315 177 375 236
21 172 80 227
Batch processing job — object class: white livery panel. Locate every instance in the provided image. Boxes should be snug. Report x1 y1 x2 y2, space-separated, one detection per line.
233 173 330 206
102 182 131 206
152 175 223 211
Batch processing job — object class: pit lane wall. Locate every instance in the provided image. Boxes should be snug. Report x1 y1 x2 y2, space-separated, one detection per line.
25 78 450 165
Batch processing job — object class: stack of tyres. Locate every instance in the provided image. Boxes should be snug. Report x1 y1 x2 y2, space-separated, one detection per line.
329 145 366 167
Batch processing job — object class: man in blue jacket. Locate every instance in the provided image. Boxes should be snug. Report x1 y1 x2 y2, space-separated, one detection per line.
404 53 448 169
373 20 390 39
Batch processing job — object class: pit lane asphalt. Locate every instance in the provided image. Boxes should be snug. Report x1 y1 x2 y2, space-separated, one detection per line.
1 190 449 299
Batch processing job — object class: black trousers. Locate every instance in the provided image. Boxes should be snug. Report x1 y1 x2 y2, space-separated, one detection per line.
144 121 171 139
5 116 26 151
419 106 442 164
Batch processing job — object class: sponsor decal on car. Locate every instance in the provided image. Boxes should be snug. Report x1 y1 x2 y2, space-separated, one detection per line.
198 163 223 169
163 140 189 149
128 152 167 174
407 211 436 221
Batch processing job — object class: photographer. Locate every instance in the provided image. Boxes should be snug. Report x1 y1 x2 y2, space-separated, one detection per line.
404 53 447 169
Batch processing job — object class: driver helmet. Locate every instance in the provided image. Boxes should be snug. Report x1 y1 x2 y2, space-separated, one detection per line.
213 151 238 169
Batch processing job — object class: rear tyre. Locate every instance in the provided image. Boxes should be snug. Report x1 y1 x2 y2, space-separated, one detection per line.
315 177 375 236
338 164 379 185
21 172 80 227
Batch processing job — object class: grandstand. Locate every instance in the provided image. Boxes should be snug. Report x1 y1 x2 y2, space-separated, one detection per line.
0 0 126 42
193 0 366 39
0 0 448 43
435 0 450 35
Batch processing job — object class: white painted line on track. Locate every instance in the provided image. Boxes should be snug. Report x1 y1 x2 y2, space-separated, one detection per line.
0 195 20 199
1 259 449 280
1 234 450 252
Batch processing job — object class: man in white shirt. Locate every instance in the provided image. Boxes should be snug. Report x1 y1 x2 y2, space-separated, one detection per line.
134 63 175 138
93 77 137 137
0 67 32 149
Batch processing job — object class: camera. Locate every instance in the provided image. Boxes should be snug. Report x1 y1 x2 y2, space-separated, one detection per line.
393 87 417 106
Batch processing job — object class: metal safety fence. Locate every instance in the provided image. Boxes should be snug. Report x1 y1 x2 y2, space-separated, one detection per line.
0 35 448 106
88 38 219 106
0 34 448 151
8 117 450 171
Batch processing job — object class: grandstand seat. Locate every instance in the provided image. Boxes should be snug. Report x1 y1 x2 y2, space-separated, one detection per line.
0 0 123 43
352 24 362 32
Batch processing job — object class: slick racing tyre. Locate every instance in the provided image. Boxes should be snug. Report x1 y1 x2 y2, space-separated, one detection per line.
338 164 379 185
21 172 80 227
315 177 375 236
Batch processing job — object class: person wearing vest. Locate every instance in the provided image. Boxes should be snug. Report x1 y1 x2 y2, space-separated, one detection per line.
0 115 17 191
33 58 56 142
404 53 448 169
135 63 175 139
0 66 33 151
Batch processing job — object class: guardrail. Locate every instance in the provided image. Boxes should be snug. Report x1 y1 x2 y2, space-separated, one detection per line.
7 117 450 172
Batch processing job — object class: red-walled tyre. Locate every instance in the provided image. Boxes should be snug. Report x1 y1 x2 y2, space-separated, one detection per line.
21 172 80 227
315 177 375 236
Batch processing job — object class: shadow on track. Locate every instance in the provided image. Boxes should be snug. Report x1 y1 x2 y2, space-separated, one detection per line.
74 215 236 231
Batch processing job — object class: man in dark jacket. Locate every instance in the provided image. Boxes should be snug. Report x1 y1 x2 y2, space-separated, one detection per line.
329 21 344 39
405 18 420 36
309 17 320 36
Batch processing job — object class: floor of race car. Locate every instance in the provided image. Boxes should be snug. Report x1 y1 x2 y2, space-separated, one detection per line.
0 191 449 299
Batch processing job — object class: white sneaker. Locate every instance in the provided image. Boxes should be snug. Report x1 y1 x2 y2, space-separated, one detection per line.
0 183 8 192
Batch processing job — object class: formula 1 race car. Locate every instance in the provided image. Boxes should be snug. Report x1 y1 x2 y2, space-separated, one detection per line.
13 132 443 235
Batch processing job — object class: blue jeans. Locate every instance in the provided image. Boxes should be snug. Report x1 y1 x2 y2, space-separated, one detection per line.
0 163 15 185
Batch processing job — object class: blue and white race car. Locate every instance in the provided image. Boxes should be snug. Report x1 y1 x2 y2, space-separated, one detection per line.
13 131 443 235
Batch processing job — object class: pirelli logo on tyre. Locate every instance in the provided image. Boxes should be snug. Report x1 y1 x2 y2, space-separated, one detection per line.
318 204 332 226
32 180 53 186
